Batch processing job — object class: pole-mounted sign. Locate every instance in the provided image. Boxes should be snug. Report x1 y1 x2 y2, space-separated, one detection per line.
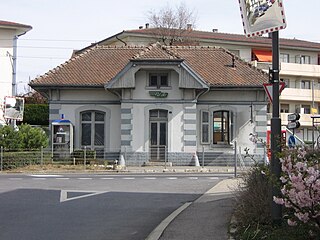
287 113 300 129
238 0 287 37
238 0 287 224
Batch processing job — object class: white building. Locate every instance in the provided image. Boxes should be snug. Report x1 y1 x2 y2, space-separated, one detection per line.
30 43 268 166
0 20 32 125
82 27 320 144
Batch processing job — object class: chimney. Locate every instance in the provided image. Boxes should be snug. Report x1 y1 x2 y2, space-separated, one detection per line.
187 24 192 31
212 29 218 33
145 23 149 29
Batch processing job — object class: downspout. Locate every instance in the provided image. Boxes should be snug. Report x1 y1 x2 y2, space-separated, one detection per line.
195 86 210 101
116 35 127 46
12 31 28 96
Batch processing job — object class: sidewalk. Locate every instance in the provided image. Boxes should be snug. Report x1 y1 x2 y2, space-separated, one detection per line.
146 178 241 240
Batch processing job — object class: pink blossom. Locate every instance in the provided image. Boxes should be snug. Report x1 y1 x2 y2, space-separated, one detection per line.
287 218 297 226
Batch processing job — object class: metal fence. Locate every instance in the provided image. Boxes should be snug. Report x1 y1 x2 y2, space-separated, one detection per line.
0 144 265 172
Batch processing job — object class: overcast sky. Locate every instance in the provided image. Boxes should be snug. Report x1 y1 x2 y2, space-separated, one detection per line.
0 0 319 94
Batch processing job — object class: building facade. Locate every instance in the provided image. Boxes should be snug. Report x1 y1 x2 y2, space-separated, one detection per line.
30 43 268 166
82 27 320 144
0 20 32 125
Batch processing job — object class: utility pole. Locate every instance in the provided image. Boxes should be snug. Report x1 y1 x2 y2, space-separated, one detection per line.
270 31 282 223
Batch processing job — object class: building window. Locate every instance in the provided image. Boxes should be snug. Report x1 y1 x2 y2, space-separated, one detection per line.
81 111 105 149
280 104 289 113
280 78 290 88
301 80 311 89
280 53 289 63
295 55 310 64
201 111 210 144
149 73 169 88
301 105 311 114
213 111 230 144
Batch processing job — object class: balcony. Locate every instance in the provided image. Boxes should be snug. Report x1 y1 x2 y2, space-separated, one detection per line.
280 62 320 78
251 61 320 78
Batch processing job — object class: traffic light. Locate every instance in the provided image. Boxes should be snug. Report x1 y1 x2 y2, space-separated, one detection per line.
287 113 300 129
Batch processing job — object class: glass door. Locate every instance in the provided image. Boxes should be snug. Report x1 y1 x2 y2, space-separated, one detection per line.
149 110 168 161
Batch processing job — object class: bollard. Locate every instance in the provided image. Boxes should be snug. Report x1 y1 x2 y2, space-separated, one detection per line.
119 154 125 166
193 152 200 167
202 146 205 168
234 141 237 178
164 146 167 169
84 146 87 168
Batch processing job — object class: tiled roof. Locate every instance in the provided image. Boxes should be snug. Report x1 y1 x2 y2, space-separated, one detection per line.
30 46 145 87
0 20 32 29
164 46 267 87
125 28 320 50
30 43 268 88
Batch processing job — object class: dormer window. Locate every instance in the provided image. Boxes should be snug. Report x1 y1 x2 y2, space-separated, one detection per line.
149 73 169 88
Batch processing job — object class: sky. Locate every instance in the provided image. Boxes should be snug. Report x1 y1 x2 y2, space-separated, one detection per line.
0 0 319 94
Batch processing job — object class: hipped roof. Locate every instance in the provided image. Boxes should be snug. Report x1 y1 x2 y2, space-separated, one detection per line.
30 43 268 88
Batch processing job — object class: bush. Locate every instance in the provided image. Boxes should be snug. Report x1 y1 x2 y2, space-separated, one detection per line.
234 164 272 230
233 147 320 240
274 147 320 236
23 104 49 126
0 124 48 150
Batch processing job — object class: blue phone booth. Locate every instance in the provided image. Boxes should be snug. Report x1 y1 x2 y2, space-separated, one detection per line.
51 119 74 158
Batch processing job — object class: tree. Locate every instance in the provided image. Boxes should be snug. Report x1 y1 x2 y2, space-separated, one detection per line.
147 2 197 45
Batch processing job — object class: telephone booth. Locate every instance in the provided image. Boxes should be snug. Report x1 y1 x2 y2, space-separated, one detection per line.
51 119 73 159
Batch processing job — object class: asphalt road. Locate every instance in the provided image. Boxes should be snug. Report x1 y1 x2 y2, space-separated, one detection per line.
0 173 229 240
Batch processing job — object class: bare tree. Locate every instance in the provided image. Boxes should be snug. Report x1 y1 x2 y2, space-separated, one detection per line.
147 2 197 45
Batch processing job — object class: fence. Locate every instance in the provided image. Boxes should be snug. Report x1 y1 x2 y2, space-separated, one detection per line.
0 143 265 172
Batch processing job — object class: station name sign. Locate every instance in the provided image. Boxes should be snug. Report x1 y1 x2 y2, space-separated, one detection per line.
149 91 168 98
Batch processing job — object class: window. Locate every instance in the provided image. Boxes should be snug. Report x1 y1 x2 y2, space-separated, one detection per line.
280 104 289 113
201 111 210 144
301 80 311 89
295 55 310 64
149 73 169 88
301 105 311 114
280 53 289 63
200 110 232 145
280 79 290 88
213 111 230 144
81 111 105 149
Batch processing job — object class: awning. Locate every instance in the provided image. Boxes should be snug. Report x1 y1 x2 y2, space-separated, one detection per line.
252 50 272 62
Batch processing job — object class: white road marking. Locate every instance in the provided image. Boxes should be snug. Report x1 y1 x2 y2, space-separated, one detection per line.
166 177 177 180
77 178 92 180
100 178 114 180
188 177 198 180
30 175 62 178
144 177 157 180
122 177 135 180
60 190 108 203
208 177 219 180
56 178 70 180
32 178 46 180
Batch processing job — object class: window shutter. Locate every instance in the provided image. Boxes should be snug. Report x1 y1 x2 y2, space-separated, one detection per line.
200 110 210 144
